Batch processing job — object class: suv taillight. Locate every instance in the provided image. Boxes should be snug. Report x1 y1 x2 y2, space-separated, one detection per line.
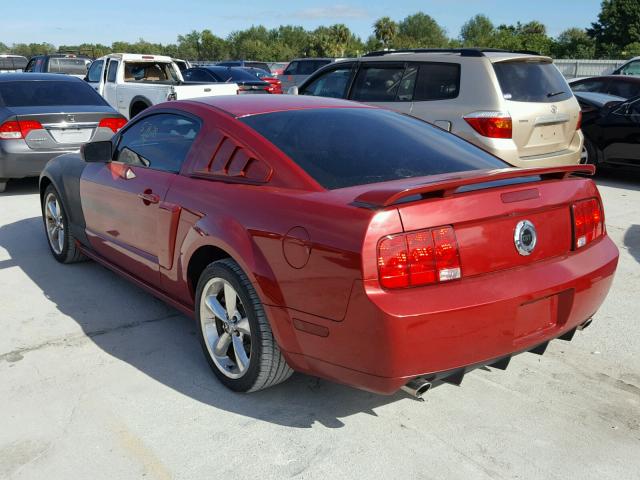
98 117 127 133
0 120 44 139
464 112 512 139
572 198 604 249
377 226 461 289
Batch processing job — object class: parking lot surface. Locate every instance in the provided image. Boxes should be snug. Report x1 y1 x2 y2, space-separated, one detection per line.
1 171 639 480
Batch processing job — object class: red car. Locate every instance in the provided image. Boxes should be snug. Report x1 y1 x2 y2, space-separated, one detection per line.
39 96 618 396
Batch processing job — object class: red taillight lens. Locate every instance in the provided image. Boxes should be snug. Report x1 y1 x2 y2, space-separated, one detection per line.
464 112 512 139
0 120 43 139
378 226 461 289
98 117 127 133
576 111 582 130
572 198 604 249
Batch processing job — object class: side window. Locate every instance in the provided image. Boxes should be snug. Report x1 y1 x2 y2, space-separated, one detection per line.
107 61 119 83
301 65 353 98
414 63 460 101
87 60 104 82
571 79 607 93
184 69 211 82
114 113 201 173
350 65 408 102
283 61 298 75
620 60 640 76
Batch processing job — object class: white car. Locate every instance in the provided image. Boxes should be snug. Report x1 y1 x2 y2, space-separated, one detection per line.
85 53 238 119
0 54 28 73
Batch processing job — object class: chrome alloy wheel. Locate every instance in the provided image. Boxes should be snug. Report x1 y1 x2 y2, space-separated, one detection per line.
580 145 589 164
199 277 252 379
44 192 65 255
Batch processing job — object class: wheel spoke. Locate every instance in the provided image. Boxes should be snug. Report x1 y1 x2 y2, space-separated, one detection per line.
232 334 249 373
236 317 250 336
204 295 228 322
213 332 232 356
224 283 237 318
57 227 64 252
47 201 57 220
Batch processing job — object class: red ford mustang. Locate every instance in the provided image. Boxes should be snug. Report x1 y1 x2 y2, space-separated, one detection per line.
39 95 619 396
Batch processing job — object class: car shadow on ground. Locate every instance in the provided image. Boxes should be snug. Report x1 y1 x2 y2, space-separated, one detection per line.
623 224 640 264
0 215 425 429
595 166 640 191
0 177 40 197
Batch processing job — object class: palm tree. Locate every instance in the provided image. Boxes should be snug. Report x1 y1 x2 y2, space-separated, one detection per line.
374 17 398 49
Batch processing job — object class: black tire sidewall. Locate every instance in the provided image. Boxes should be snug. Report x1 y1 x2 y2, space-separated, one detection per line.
42 185 72 263
195 261 263 392
584 137 598 165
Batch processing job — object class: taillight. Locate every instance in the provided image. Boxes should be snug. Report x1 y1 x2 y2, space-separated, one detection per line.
572 198 604 249
576 110 582 130
0 120 44 139
378 226 461 289
98 117 127 133
464 112 512 139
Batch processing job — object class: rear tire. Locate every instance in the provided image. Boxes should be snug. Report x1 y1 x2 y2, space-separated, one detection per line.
42 185 87 264
0 179 7 193
582 137 598 165
195 258 293 392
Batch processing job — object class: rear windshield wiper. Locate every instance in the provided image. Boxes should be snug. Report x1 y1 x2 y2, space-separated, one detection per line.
547 91 565 98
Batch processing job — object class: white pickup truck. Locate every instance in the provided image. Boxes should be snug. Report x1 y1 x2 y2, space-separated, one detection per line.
85 53 238 119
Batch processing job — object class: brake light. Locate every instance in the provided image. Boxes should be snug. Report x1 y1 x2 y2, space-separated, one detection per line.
378 226 461 289
572 198 604 249
98 117 127 133
464 112 512 139
576 111 582 130
0 120 43 139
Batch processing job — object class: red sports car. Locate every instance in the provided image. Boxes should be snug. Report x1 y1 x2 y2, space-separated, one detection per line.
39 96 618 396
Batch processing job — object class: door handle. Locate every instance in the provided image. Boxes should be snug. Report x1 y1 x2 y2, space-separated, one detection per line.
138 190 160 205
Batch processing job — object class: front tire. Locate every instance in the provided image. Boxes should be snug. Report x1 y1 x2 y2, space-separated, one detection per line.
195 258 293 392
42 185 86 263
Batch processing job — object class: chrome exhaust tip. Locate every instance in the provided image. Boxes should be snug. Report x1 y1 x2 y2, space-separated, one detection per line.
401 378 432 398
578 317 593 330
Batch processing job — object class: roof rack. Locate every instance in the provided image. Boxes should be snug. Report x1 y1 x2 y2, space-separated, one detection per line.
362 48 541 58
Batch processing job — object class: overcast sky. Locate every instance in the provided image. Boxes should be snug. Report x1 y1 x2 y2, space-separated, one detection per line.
2 0 603 46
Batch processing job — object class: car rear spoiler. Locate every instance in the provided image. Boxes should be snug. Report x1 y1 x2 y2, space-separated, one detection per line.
352 165 595 209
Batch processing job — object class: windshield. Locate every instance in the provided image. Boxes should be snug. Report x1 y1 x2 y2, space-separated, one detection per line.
124 62 179 83
493 61 572 103
241 108 507 189
0 80 108 107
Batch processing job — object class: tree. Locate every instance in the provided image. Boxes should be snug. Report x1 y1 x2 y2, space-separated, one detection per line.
396 13 448 48
0 42 9 53
200 30 229 60
589 0 640 57
329 24 351 57
552 28 596 58
460 14 495 47
373 17 398 48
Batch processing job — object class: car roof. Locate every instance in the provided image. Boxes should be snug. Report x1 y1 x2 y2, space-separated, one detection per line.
188 94 374 118
574 91 627 107
573 75 640 83
356 50 550 64
0 73 84 83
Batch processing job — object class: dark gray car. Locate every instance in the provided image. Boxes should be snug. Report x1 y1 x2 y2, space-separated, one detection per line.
0 74 126 192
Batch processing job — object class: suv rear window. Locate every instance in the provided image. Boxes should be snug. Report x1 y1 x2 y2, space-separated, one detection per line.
241 108 507 189
0 81 108 107
493 61 572 103
48 58 90 75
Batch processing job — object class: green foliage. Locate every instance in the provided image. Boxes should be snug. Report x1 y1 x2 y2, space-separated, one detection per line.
589 0 640 57
396 13 448 48
552 28 596 58
460 14 495 47
374 17 398 48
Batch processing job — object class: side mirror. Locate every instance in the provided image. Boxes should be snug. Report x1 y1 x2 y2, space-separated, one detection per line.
82 141 112 163
287 86 299 95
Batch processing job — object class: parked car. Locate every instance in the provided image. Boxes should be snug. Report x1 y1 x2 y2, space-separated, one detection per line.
39 95 618 396
85 54 238 119
172 58 192 71
280 58 341 91
268 62 289 76
569 75 640 99
0 55 28 73
294 48 583 168
25 54 92 78
611 56 640 76
183 66 271 93
0 73 126 192
241 67 283 94
217 60 271 73
575 91 640 168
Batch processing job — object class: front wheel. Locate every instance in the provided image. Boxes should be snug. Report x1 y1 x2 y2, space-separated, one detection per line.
195 258 293 392
42 185 86 263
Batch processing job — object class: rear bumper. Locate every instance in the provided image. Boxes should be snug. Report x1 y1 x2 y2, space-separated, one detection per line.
0 141 78 179
270 236 618 394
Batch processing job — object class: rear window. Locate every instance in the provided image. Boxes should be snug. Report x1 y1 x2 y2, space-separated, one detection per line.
284 60 331 76
245 62 270 73
0 57 28 70
240 108 507 189
48 58 90 75
0 80 108 107
213 68 263 82
493 61 572 103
